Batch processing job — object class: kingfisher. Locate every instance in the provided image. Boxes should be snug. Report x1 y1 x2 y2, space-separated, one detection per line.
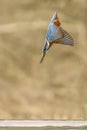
40 12 74 63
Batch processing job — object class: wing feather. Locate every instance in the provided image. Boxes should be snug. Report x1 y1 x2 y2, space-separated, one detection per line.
59 28 74 45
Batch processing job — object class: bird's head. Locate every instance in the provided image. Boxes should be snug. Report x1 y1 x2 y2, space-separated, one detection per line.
40 39 51 63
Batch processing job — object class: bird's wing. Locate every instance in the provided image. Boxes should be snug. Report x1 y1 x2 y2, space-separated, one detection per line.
46 24 63 42
58 28 74 45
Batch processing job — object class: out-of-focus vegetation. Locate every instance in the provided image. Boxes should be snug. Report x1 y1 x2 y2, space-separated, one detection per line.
0 0 87 119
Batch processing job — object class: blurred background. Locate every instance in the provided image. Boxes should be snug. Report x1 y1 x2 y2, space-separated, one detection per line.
0 128 86 130
0 0 87 119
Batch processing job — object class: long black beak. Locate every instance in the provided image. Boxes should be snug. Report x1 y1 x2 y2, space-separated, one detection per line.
40 51 46 63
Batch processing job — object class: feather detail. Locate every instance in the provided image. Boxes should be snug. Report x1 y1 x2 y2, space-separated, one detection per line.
59 28 74 45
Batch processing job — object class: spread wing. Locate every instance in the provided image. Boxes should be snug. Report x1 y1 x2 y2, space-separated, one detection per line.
59 28 74 45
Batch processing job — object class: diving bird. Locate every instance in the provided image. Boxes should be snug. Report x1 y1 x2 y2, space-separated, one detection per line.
40 12 74 63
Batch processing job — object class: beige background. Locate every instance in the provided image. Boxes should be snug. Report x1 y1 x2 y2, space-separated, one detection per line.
0 0 87 119
0 128 85 130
